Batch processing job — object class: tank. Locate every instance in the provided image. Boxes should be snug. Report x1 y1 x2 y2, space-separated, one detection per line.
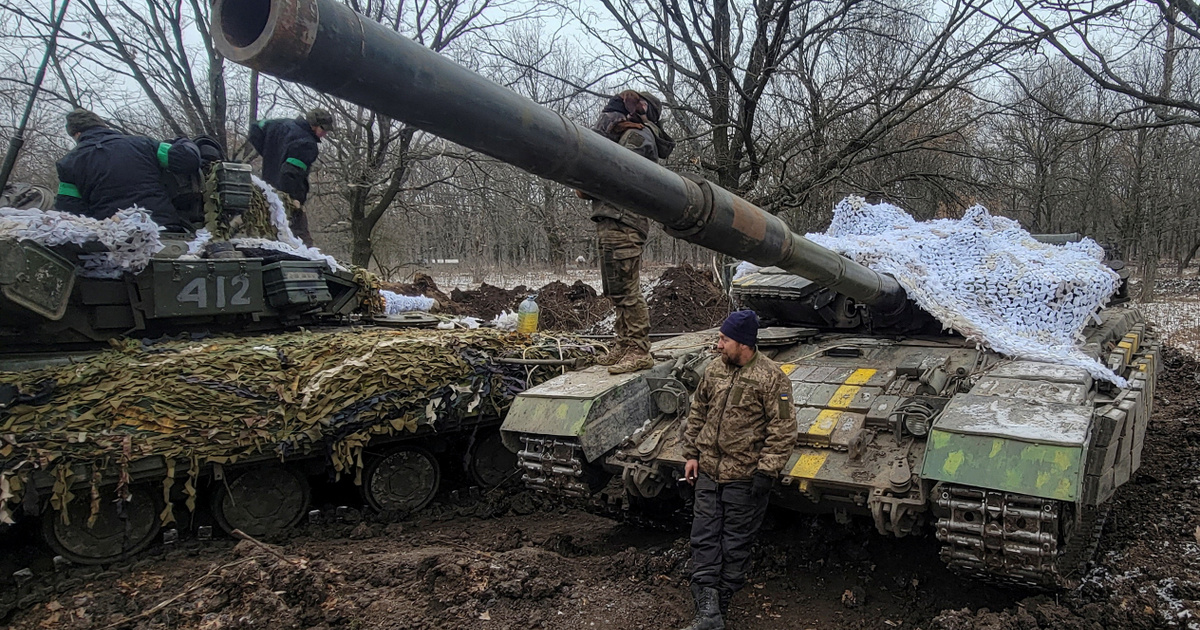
206 0 1159 589
0 161 563 606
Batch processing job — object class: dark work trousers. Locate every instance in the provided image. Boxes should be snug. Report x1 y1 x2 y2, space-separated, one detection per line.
689 473 771 594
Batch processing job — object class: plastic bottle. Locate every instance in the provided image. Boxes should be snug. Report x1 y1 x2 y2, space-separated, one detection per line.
517 294 539 334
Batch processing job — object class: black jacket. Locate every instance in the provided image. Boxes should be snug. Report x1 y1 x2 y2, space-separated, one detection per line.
55 127 201 230
248 117 320 204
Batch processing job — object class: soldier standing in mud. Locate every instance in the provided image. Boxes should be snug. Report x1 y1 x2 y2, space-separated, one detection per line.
586 89 674 375
680 310 796 630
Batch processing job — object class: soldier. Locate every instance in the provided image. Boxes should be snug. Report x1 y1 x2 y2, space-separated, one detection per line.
588 89 674 374
248 108 333 246
680 310 797 630
55 108 201 231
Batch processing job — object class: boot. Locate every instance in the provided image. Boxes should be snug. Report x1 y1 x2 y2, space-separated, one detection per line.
680 583 724 630
717 589 732 621
594 342 627 366
608 348 654 375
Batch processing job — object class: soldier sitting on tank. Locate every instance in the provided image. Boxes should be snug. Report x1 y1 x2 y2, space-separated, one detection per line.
248 108 333 247
55 108 202 232
680 310 796 630
586 89 674 375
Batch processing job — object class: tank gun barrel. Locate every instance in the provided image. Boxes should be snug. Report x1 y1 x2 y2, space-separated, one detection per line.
212 0 908 314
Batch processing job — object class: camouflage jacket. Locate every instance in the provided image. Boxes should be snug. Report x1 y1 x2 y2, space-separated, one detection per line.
681 351 796 482
589 104 661 231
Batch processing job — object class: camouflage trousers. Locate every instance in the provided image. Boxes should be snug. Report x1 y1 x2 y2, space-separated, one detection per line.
596 218 650 353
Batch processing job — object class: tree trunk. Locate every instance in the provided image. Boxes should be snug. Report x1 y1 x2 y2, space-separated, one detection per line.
209 50 228 151
1139 255 1158 303
1178 241 1200 275
348 181 373 268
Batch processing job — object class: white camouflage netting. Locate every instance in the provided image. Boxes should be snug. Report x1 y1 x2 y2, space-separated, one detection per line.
237 175 344 272
803 196 1125 385
0 206 163 278
178 177 345 273
0 179 344 278
380 290 435 314
0 183 431 315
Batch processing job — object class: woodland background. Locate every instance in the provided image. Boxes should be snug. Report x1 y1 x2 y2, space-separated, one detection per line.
2 0 1199 300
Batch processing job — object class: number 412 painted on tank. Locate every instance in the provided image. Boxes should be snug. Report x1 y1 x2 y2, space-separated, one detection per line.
175 275 253 309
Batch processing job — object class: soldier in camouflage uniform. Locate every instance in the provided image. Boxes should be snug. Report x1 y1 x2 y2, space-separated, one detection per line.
680 310 796 630
588 90 672 375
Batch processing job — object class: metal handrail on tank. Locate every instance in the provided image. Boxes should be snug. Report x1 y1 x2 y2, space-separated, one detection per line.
211 0 909 316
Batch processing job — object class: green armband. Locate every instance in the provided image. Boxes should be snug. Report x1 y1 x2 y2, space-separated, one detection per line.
286 157 309 171
58 182 81 198
157 142 171 168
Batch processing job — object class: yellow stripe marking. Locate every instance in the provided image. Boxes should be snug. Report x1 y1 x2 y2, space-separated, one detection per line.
828 384 860 409
807 409 842 437
789 451 829 479
844 368 877 385
780 363 797 376
1117 341 1132 363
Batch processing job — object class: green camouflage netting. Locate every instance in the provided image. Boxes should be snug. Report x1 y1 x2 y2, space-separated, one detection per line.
0 328 596 524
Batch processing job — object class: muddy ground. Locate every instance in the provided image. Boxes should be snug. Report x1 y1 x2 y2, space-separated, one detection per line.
382 264 730 334
6 346 1199 630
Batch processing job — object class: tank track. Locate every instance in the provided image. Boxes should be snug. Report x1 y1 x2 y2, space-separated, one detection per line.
935 484 1103 588
515 435 687 531
516 436 593 497
1055 503 1110 581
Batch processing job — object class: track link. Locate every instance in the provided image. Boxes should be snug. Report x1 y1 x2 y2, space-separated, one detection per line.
935 484 1062 588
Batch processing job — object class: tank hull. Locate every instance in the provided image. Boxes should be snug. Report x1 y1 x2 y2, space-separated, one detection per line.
501 305 1158 587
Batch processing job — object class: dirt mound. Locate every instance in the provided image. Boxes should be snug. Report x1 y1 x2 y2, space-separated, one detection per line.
381 273 455 313
449 284 525 320
533 281 610 332
647 264 731 333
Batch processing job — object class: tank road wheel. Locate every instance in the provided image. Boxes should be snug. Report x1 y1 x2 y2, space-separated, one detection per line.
43 484 161 565
467 430 518 488
212 466 310 538
364 446 440 513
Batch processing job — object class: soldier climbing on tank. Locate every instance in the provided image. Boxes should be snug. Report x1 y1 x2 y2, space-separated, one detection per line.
55 108 202 232
586 89 675 375
680 310 796 630
248 108 333 247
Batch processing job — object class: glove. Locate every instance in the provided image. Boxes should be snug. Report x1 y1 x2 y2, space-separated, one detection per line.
752 472 773 497
613 120 645 133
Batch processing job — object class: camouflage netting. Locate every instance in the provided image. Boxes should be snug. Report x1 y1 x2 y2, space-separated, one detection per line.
0 328 598 524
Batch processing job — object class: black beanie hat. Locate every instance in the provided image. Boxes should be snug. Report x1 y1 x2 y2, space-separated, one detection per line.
720 310 759 347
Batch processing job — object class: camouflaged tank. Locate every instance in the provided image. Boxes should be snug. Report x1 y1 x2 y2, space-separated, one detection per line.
208 0 1160 588
502 257 1156 588
0 164 533 585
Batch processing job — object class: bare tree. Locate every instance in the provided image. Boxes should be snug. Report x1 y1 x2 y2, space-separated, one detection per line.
278 0 543 267
1010 1 1200 127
